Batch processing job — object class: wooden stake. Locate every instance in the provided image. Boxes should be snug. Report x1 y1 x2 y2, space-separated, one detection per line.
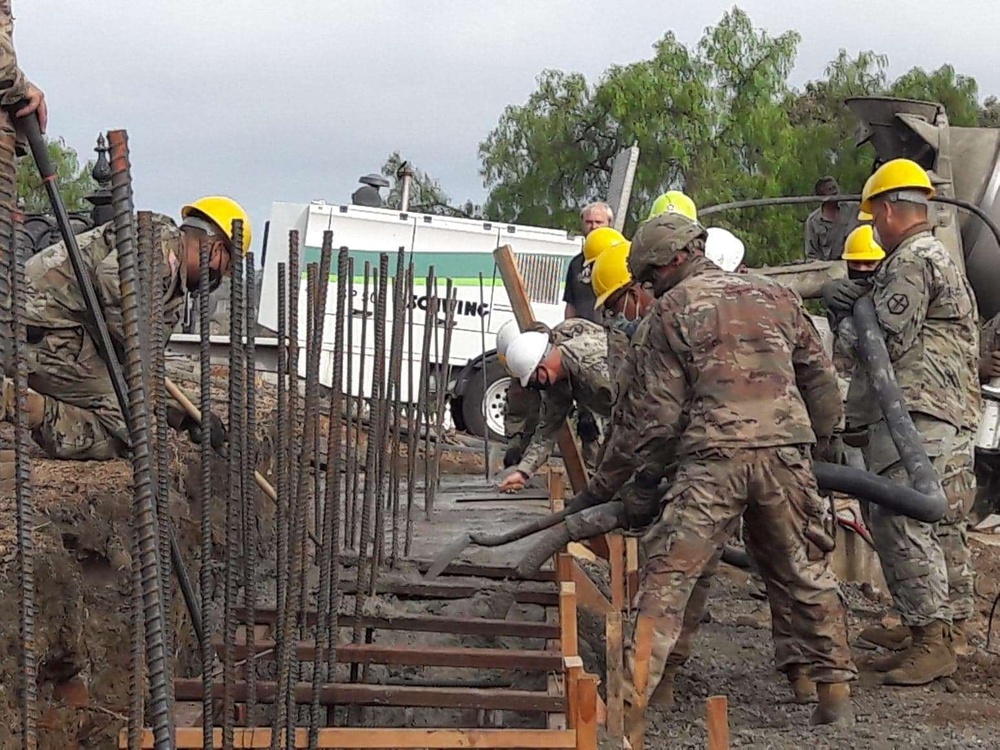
574 675 599 750
559 581 579 659
605 610 625 740
706 695 730 750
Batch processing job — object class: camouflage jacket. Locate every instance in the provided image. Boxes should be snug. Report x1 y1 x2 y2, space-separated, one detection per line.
0 3 29 111
24 214 187 342
843 227 979 431
588 257 842 502
516 319 612 476
980 312 1000 361
804 206 857 262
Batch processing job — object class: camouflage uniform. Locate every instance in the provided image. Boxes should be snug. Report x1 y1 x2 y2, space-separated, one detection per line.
589 257 855 711
515 319 612 477
974 312 1000 520
843 226 979 627
18 216 186 459
503 380 541 460
804 205 857 262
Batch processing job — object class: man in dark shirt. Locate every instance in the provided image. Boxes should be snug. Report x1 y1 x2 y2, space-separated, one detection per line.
563 201 613 323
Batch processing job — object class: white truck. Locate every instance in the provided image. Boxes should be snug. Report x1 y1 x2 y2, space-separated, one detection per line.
257 200 585 439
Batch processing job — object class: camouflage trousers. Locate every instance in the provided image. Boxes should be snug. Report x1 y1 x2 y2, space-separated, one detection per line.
864 416 976 626
20 326 129 460
504 380 541 457
626 445 856 712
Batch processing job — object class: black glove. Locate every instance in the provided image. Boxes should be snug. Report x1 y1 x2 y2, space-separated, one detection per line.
577 411 600 444
621 474 663 530
566 488 602 514
183 411 228 453
503 445 523 468
821 278 869 315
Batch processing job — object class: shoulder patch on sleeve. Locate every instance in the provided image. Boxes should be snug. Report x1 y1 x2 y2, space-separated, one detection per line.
887 293 909 315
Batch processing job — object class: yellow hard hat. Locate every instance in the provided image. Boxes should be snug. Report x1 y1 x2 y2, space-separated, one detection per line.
182 196 252 255
583 226 626 264
648 190 697 222
842 225 885 262
591 241 632 309
859 159 935 214
857 176 874 221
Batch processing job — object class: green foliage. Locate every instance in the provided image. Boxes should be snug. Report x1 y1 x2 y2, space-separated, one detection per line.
17 137 96 213
477 6 1000 266
380 151 483 219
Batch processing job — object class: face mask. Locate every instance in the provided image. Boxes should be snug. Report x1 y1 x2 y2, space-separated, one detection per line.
847 268 876 281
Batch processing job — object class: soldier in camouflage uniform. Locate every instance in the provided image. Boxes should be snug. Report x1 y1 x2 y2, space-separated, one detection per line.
804 176 857 262
0 198 249 460
498 319 612 492
0 2 46 131
576 214 856 744
824 158 978 684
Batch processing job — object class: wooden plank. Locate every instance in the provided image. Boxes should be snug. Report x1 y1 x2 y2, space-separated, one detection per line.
559 581 579 659
569 559 613 617
626 537 640 606
608 533 626 610
211 642 563 671
707 695 730 750
172 679 564 712
605 611 625 741
234 611 559 639
574 675 599 750
493 245 588 492
122 727 578 749
333 579 557 605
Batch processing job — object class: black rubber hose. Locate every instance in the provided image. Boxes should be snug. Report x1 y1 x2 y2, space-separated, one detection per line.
516 502 626 576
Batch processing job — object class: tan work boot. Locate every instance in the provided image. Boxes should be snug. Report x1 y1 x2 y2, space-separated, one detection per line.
883 620 957 686
859 622 912 651
649 667 676 709
868 648 908 673
809 683 854 726
788 665 818 704
951 619 970 657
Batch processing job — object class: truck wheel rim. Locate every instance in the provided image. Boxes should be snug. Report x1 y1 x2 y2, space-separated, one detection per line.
483 377 511 436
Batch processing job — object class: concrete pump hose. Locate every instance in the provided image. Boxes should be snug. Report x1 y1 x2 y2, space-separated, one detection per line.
849 296 948 519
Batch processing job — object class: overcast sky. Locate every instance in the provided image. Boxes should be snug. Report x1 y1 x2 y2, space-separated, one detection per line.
14 0 1000 233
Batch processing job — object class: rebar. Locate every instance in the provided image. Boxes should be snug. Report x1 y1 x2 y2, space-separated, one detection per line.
0 129 14 374
243 249 258 722
404 264 418 556
270 261 289 750
310 246 349 749
479 272 490 478
368 254 391 591
198 234 216 749
344 256 355 549
110 129 174 750
10 203 38 750
222 222 246 747
430 281 457 503
420 269 437 518
313 238 333 541
353 260 388 653
350 262 372 549
148 217 173 707
389 249 407 566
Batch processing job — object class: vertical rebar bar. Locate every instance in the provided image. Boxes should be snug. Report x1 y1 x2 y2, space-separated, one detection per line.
10 202 38 750
430 281 457 502
353 259 387 653
313 238 333 542
110 129 174 750
389 249 407 566
270 261 289 750
243 249 258 723
350 263 371 549
198 237 215 747
343 255 355 549
369 254 391 591
420 269 437 519
149 217 173 712
223 222 245 747
479 272 490 478
404 264 418 556
0 130 15 377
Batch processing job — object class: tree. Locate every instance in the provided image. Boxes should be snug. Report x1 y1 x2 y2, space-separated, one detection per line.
17 136 97 213
380 151 483 219
477 6 1000 265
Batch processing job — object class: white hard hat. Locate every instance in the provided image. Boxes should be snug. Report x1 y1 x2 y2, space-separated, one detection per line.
495 320 520 364
505 331 550 387
705 227 745 272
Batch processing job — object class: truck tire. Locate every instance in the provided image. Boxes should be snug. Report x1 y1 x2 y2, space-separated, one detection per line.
457 357 510 442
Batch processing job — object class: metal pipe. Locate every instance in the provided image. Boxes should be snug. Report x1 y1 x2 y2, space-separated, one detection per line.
222 222 245 747
242 249 258 722
404 264 418 556
9 202 38 750
110 130 174 750
351 263 372 550
344 256 355 549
